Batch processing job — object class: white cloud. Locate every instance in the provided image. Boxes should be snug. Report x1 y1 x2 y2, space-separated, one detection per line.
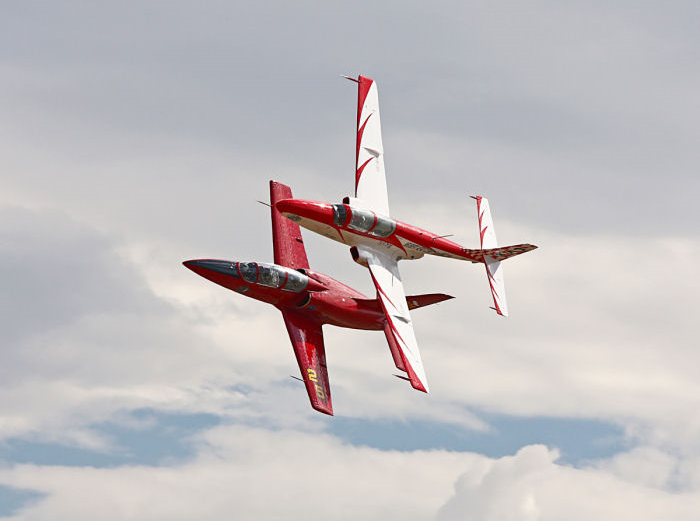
0 425 478 520
438 444 700 521
2 435 700 521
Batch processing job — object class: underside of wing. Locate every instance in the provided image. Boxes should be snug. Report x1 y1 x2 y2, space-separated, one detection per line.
281 310 333 415
351 75 390 216
362 247 429 393
270 180 310 270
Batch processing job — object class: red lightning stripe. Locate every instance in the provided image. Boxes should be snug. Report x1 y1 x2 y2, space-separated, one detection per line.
478 208 488 248
485 263 502 314
356 112 372 168
371 271 427 393
357 76 373 126
356 157 374 189
369 269 397 311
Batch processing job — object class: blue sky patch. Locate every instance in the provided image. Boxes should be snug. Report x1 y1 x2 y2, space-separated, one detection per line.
328 413 628 465
0 408 627 472
0 485 45 517
0 409 220 468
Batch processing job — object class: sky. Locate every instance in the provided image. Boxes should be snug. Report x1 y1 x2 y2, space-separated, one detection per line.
1 1 700 519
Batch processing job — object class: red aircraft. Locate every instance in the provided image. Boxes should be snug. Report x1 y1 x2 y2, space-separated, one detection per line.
183 181 452 415
275 75 537 394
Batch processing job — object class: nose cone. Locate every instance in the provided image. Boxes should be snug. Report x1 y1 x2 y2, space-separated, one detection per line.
274 198 334 225
183 259 238 279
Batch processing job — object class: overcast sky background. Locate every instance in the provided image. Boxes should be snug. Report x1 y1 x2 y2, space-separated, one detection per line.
1 1 699 519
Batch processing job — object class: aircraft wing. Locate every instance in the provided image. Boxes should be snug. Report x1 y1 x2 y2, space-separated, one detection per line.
363 248 429 393
281 310 333 415
270 180 310 270
351 75 390 217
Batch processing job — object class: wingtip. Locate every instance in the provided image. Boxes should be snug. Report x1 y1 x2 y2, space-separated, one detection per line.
413 382 429 393
394 373 429 393
490 306 508 317
313 404 334 416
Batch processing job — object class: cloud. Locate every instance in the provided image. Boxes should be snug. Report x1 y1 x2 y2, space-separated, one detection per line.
2 433 700 521
438 444 700 521
0 205 253 445
3 1 699 236
3 184 699 459
2 1 700 518
0 425 478 520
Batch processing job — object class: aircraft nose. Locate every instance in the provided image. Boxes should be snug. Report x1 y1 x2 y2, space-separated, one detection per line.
275 199 333 225
183 259 239 277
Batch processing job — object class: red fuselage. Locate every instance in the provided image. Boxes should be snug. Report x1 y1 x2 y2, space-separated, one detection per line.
274 198 489 263
183 259 385 330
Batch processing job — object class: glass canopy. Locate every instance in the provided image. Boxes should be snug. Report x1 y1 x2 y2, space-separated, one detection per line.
332 204 396 238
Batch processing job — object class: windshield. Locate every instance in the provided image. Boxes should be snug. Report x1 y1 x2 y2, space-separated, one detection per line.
332 204 348 226
238 262 258 283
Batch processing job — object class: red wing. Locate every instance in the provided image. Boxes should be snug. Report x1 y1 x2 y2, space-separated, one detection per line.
406 293 454 310
270 180 310 270
281 310 333 415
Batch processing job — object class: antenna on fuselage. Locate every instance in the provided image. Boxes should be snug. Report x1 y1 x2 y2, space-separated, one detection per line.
257 200 271 208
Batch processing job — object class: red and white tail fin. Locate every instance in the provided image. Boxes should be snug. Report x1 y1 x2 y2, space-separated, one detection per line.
472 196 508 317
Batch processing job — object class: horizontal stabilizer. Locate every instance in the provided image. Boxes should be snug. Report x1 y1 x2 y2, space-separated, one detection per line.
481 243 537 262
473 196 510 316
353 293 454 314
484 255 508 317
406 293 454 310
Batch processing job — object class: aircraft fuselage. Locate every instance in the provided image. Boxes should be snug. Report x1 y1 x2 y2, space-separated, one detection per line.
275 198 489 263
183 259 386 330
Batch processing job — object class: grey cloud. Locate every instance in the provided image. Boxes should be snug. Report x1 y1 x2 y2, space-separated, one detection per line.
0 205 253 442
3 1 699 235
0 206 163 346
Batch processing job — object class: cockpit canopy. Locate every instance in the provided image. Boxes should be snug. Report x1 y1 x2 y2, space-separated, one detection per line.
234 262 309 292
332 204 396 238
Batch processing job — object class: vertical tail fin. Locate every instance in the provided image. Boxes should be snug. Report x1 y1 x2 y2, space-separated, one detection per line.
472 196 508 317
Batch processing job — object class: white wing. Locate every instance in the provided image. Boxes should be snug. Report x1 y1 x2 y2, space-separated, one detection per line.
362 247 429 392
352 75 390 216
